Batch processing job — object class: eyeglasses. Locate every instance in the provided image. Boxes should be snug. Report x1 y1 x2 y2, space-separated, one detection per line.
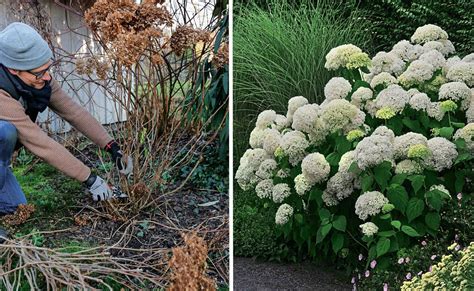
25 63 54 79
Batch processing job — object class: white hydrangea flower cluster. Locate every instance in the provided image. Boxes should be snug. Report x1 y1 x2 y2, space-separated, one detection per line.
324 77 352 101
292 104 320 133
393 132 428 159
287 96 309 123
355 191 389 221
423 40 455 57
446 61 474 87
426 102 446 121
338 150 355 173
411 24 448 44
392 40 424 62
371 51 405 76
419 50 446 70
398 60 436 88
323 172 356 206
409 93 431 111
256 110 277 128
262 128 282 155
301 153 330 184
423 137 458 172
466 92 474 123
395 159 423 175
236 149 270 190
255 159 278 179
294 174 312 196
374 84 410 113
320 99 362 133
439 82 471 103
351 87 373 108
324 44 367 70
272 183 291 203
280 130 310 166
454 123 474 152
354 128 394 170
255 179 273 199
360 222 379 237
273 114 290 131
370 72 398 89
275 203 294 225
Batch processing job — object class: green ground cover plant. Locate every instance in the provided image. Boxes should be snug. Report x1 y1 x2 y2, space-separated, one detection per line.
235 23 474 289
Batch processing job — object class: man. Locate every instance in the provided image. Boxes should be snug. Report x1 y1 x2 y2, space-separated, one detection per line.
0 22 132 239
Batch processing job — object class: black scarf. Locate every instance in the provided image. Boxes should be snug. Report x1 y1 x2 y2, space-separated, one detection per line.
0 64 52 122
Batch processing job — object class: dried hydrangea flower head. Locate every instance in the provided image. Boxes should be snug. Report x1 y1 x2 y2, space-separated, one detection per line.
85 0 174 67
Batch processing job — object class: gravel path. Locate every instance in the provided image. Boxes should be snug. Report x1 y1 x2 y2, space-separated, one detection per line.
234 257 352 291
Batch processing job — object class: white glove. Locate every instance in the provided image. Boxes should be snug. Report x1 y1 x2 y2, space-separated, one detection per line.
118 154 133 176
87 175 113 201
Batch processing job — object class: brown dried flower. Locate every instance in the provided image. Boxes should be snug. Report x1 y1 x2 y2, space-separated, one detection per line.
167 232 216 291
170 26 211 56
2 204 35 226
74 213 91 226
85 0 173 67
75 57 111 79
212 42 229 69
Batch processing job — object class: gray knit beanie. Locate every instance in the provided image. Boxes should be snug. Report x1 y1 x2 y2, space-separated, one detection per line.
0 22 53 70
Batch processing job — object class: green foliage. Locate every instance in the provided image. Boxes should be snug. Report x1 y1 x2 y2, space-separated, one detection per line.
233 189 280 258
357 0 474 57
170 143 228 193
13 162 81 214
185 14 229 159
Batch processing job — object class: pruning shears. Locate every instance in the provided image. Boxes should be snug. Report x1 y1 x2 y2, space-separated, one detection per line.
110 156 134 199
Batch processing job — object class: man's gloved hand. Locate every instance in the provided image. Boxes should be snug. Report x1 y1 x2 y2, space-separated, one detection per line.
84 174 113 201
104 140 133 175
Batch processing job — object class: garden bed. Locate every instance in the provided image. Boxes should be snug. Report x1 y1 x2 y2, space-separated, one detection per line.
1 135 229 289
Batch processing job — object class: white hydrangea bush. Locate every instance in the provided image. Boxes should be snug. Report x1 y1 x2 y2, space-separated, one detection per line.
236 24 473 262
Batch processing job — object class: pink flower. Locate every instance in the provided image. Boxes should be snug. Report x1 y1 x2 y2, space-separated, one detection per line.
406 272 412 280
370 260 377 269
405 257 410 263
457 193 462 200
431 255 437 260
455 244 461 251
429 265 433 272
421 240 427 246
383 283 389 291
358 254 364 261
365 270 370 277
351 277 356 284
418 271 423 276
398 258 405 264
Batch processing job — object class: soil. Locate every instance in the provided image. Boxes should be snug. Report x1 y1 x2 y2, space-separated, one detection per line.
233 257 351 291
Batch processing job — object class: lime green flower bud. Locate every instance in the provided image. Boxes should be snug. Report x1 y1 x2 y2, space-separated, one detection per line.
346 129 366 142
407 144 431 159
347 52 371 70
376 107 396 120
440 100 458 113
274 146 285 158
